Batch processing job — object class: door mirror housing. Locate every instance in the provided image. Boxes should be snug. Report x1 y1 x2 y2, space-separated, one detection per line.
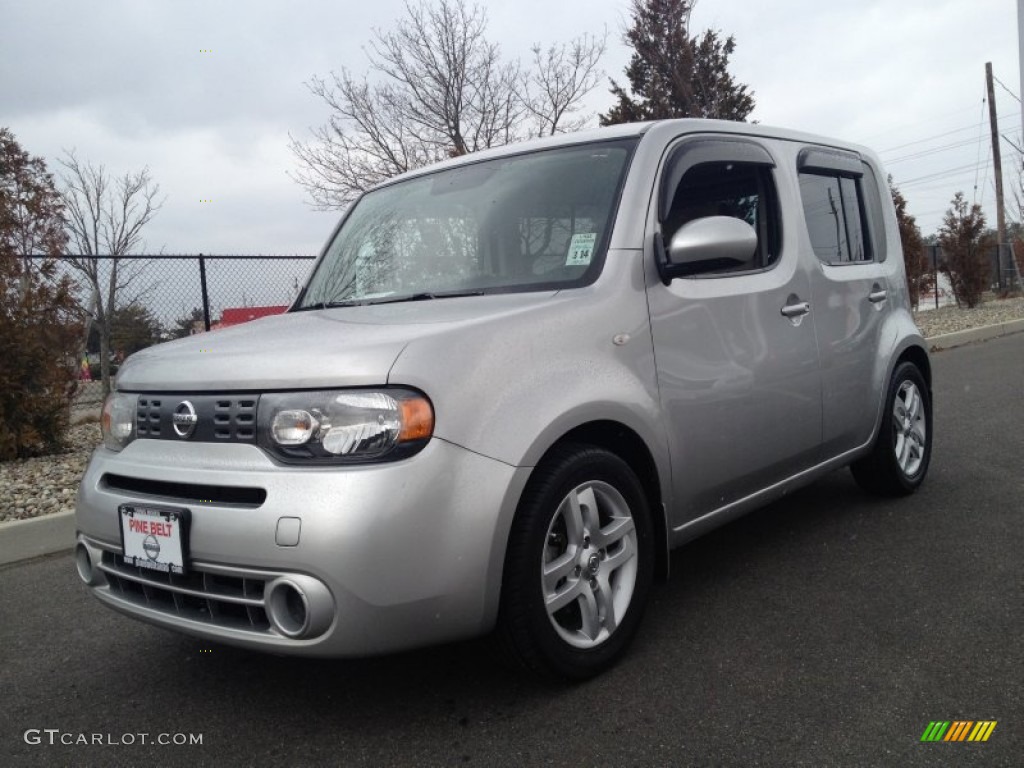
656 216 758 283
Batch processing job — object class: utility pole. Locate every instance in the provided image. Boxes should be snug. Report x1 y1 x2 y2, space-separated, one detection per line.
1020 0 1024 143
986 63 1006 248
986 61 1014 290
1017 0 1024 288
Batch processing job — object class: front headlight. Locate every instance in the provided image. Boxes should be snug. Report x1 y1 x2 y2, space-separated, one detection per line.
258 388 433 464
101 392 137 452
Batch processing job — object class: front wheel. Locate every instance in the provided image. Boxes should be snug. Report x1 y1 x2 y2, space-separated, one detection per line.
851 361 932 496
497 444 654 680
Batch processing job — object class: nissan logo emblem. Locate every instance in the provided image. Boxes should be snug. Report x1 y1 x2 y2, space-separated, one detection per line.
172 400 198 439
142 534 161 561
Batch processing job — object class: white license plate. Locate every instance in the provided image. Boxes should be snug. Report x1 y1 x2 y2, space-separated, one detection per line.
119 504 190 574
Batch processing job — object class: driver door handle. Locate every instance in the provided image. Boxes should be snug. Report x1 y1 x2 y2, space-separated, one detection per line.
869 289 888 303
781 301 811 318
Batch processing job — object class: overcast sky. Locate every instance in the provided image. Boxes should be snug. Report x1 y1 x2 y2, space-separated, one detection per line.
1 0 1020 257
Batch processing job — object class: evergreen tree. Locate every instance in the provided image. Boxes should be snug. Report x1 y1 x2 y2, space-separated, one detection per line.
889 179 929 309
938 192 992 309
601 0 754 125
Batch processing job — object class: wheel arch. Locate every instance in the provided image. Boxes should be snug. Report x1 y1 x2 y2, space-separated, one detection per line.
850 339 933 495
532 420 670 582
863 337 931 451
896 343 932 391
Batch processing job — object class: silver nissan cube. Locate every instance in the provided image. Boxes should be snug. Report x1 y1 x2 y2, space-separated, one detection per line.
75 119 932 679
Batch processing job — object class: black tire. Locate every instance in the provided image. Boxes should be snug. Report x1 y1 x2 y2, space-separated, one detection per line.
496 443 654 680
851 361 932 496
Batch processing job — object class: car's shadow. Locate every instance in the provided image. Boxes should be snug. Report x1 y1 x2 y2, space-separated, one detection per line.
128 468 892 718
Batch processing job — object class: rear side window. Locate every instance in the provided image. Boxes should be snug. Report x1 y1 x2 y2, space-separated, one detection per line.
799 173 870 264
797 146 888 266
860 163 888 262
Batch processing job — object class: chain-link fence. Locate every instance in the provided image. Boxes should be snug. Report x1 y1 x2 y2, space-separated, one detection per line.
921 244 1023 310
21 246 1023 402
26 254 316 403
992 243 1024 293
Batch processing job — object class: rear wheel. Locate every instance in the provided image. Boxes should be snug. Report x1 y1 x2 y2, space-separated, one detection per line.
497 444 654 680
851 361 932 496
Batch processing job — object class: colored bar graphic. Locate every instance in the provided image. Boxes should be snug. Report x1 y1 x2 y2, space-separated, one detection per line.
944 721 972 741
973 722 997 742
921 720 996 743
921 721 950 742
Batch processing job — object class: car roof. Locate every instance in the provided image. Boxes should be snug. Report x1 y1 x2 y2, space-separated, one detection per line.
373 119 876 191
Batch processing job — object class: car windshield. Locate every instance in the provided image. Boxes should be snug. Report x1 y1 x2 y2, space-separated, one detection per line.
297 139 637 308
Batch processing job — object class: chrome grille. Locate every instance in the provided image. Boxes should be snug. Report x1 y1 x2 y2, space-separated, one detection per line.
99 552 271 633
133 394 261 443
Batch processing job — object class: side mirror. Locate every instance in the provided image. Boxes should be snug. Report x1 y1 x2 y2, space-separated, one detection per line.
657 216 758 283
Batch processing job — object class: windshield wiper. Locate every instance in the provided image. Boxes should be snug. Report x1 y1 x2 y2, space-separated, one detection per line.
296 290 485 311
362 290 485 305
292 299 370 312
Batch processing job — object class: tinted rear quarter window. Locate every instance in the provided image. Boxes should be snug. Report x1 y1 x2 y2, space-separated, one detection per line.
798 154 886 265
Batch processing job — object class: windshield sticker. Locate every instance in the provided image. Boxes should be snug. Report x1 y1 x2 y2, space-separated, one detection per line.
565 233 597 266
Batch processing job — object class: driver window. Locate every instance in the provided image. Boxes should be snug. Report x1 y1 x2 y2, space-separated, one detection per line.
663 162 780 275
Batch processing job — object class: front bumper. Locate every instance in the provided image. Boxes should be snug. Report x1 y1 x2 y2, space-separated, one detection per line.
75 436 529 656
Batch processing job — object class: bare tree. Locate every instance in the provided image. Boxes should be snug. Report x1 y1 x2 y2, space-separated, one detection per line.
290 72 449 209
290 0 606 209
520 32 607 137
59 151 163 394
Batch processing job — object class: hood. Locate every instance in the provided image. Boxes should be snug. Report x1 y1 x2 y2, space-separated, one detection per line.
116 292 557 392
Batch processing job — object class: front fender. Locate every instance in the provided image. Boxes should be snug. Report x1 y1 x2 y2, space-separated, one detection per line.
387 250 663 471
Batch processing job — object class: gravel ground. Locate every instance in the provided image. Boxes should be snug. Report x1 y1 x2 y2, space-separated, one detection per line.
914 294 1024 338
2 296 1022 525
0 422 100 523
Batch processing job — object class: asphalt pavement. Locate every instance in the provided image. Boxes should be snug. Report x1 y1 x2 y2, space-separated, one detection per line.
1 334 1021 767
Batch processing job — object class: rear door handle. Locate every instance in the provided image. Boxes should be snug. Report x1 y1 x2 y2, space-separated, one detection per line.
869 289 888 303
781 301 811 318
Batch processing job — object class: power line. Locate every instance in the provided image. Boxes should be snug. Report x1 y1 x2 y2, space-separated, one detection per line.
885 136 987 165
895 160 992 188
859 103 982 142
972 88 988 206
1002 133 1024 154
899 173 992 194
896 165 989 186
882 112 1023 162
877 110 1021 155
977 157 990 209
880 117 984 154
993 74 1021 103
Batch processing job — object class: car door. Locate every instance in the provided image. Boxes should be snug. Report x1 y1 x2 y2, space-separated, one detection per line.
795 146 894 456
645 136 823 523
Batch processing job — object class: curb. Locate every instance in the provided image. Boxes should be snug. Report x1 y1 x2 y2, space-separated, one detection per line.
925 318 1024 352
0 511 76 567
2 318 1023 568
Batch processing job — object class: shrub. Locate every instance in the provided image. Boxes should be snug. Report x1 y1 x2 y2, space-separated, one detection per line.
1 128 83 459
938 192 992 309
0 257 83 459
